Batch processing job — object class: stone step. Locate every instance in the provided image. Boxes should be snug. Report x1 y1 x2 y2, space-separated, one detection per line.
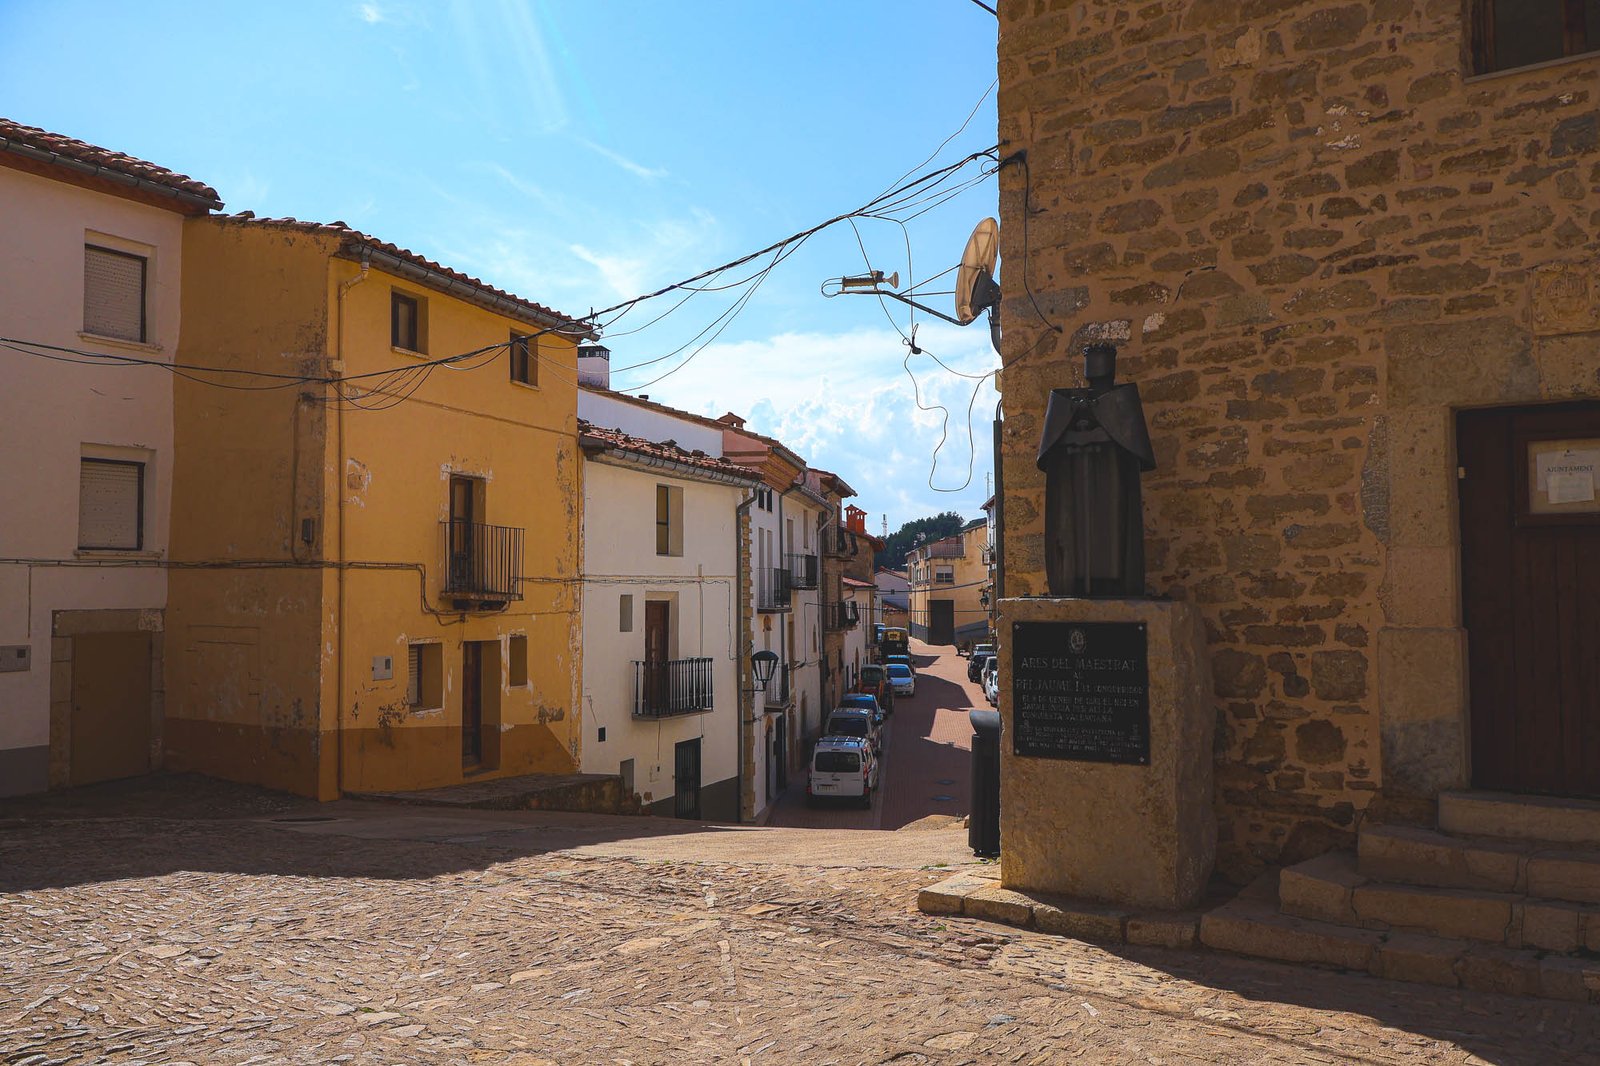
1279 849 1600 952
1360 824 1600 903
1439 790 1600 846
1200 897 1600 1003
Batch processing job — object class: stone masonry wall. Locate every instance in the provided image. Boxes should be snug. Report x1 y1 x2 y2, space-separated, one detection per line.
997 0 1600 878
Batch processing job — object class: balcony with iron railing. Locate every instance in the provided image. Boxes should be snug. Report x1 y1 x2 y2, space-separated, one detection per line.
981 544 996 566
756 567 792 612
823 526 855 559
822 600 860 632
633 657 714 718
440 520 524 605
763 663 792 709
926 539 965 559
786 552 819 589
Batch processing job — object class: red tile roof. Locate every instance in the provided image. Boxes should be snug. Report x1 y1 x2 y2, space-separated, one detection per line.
0 117 222 210
208 213 591 335
578 419 761 481
842 576 876 589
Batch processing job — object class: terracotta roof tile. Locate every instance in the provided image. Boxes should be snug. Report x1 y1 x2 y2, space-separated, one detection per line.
209 213 590 335
578 419 761 481
0 117 222 208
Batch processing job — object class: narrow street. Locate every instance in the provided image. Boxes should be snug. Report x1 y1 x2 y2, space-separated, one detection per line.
766 640 981 831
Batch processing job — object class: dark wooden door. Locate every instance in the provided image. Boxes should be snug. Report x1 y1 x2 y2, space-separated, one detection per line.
1460 402 1600 797
449 476 476 592
462 641 483 766
930 600 956 645
644 601 669 712
674 737 701 819
70 632 151 785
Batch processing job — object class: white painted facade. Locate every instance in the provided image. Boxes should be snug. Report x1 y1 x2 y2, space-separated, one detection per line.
578 454 748 820
0 165 188 795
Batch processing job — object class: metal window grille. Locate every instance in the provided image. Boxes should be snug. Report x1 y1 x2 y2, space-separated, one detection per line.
633 657 714 718
406 645 423 706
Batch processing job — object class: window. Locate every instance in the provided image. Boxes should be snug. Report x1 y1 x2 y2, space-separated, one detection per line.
1475 0 1600 73
83 245 147 343
509 635 528 686
391 291 423 352
620 594 634 632
78 458 144 550
510 331 537 385
935 566 955 584
406 642 443 709
655 484 683 556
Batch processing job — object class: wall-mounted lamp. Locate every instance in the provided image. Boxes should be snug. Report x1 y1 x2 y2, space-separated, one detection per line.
751 649 779 691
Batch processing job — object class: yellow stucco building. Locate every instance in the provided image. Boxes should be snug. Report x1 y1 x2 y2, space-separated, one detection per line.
166 215 588 798
907 518 991 649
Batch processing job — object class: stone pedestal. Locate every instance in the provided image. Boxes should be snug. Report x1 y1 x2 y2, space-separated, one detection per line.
998 597 1215 910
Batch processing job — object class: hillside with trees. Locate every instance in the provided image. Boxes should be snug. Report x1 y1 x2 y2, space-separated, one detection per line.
874 511 968 570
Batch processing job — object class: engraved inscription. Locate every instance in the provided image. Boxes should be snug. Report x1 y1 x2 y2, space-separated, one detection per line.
1011 620 1150 764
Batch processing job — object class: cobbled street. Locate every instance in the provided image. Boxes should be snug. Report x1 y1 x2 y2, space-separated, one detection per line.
2 781 1596 1065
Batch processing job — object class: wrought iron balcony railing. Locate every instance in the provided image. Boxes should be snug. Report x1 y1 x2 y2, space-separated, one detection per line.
981 544 996 565
633 657 714 718
440 520 524 602
822 600 860 632
763 663 792 709
823 527 855 558
786 552 819 589
926 539 965 559
756 567 792 611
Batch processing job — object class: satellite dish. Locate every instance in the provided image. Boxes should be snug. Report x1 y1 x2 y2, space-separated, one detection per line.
955 217 1001 325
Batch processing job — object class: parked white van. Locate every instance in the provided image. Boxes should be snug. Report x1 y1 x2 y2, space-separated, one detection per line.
806 738 878 808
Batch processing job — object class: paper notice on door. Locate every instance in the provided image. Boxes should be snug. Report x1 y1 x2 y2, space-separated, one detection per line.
1548 471 1596 504
1535 448 1600 492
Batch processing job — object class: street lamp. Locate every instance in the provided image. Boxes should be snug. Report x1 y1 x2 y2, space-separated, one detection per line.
751 650 779 691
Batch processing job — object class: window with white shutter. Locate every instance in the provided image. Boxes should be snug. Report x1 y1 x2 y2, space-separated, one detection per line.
83 245 147 343
78 458 144 551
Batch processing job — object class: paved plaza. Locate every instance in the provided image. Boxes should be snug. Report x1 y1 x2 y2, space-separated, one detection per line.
3 778 1598 1065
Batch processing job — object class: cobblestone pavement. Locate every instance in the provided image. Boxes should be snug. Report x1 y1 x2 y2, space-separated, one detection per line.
4 796 1599 1063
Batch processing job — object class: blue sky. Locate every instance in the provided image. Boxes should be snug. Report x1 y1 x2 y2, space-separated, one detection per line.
2 1 1002 531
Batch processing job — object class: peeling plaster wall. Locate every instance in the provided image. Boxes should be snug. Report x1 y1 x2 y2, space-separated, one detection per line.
166 219 336 798
331 255 584 793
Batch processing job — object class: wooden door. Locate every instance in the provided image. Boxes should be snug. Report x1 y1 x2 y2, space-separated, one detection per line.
674 737 701 819
930 600 956 645
448 476 476 592
462 641 483 766
1459 402 1600 797
70 631 151 785
644 601 669 712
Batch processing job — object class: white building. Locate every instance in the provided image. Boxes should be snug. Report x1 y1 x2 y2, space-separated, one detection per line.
577 421 758 820
0 120 222 795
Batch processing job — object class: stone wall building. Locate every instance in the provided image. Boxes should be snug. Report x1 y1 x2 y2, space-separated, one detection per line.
996 1 1600 878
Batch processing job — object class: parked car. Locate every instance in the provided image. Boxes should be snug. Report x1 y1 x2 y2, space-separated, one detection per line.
855 665 895 715
969 642 995 661
887 662 916 698
838 692 884 720
982 657 999 705
968 651 996 684
873 622 886 646
806 737 877 808
880 626 910 661
885 653 914 675
826 705 884 754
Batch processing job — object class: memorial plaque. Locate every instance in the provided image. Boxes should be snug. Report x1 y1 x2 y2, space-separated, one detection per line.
1010 620 1149 764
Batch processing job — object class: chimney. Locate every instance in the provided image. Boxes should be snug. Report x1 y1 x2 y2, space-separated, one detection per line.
578 343 611 389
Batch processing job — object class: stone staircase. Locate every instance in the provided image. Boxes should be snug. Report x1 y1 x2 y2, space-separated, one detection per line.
1200 791 1600 1002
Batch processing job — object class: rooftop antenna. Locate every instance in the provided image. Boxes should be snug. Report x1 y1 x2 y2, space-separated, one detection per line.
827 217 1002 352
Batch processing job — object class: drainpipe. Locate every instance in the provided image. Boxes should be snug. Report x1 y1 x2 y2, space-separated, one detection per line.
993 399 1005 606
735 491 757 822
333 253 370 798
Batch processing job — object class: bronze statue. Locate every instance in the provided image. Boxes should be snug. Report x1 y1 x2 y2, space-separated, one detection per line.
1035 342 1156 598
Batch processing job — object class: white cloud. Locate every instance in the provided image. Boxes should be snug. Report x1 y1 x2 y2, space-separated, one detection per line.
578 138 668 181
607 324 1000 529
356 2 385 24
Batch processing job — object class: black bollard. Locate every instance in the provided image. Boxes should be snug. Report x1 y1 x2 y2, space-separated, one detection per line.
968 708 1001 858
